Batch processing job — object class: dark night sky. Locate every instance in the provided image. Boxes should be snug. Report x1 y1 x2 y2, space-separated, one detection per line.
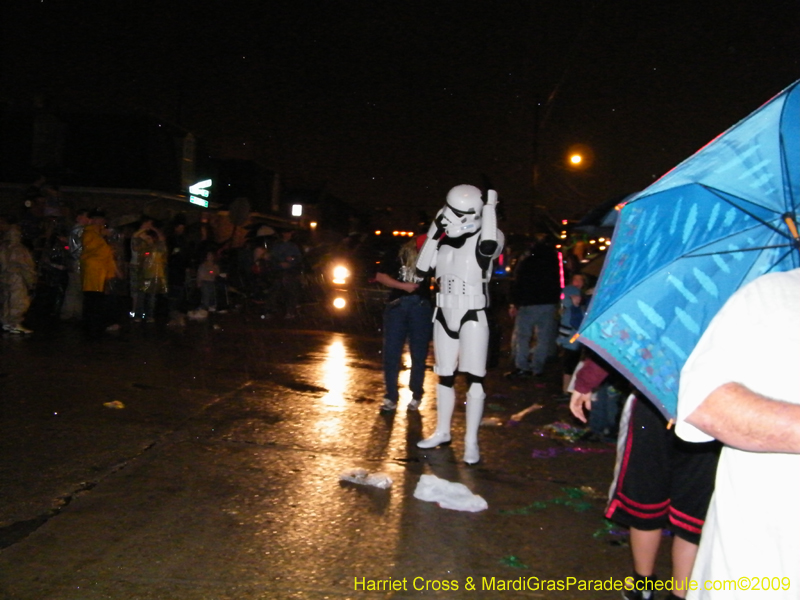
2 1 798 231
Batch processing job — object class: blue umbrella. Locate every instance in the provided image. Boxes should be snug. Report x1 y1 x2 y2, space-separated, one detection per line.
574 193 633 237
577 79 800 420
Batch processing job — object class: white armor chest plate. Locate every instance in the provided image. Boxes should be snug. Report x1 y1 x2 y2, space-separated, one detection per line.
435 236 487 310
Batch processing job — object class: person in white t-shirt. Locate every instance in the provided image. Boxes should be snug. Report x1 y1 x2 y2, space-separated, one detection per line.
677 268 800 600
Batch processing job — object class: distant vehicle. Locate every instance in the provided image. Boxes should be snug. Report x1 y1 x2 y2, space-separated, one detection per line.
306 233 400 328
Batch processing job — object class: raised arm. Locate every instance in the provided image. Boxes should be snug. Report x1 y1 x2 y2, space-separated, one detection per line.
478 190 499 257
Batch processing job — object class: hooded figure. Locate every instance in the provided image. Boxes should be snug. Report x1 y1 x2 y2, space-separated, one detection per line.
80 216 117 292
0 227 37 334
80 212 119 338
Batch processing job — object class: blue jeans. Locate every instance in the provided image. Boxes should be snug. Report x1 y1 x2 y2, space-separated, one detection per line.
133 291 156 319
589 381 623 440
511 304 558 374
200 280 217 310
382 295 433 402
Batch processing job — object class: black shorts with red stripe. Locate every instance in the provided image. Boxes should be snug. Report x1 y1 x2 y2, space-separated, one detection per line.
606 395 721 545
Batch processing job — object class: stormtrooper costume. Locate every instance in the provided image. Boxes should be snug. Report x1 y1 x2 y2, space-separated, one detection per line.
414 185 504 464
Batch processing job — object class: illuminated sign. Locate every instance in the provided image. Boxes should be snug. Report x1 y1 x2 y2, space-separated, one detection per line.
189 179 212 197
189 179 212 207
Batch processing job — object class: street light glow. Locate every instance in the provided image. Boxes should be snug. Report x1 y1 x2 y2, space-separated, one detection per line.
566 144 594 169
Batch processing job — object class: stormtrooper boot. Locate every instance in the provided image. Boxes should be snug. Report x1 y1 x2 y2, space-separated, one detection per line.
417 384 455 448
463 384 485 464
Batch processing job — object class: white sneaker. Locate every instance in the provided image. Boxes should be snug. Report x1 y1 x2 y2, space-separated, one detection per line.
380 398 397 412
408 398 421 411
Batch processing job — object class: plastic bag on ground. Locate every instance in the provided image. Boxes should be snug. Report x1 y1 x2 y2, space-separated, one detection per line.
413 474 488 512
339 468 393 489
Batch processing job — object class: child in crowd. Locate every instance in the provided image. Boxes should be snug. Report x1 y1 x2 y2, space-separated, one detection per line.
571 359 720 600
196 251 219 312
557 273 588 396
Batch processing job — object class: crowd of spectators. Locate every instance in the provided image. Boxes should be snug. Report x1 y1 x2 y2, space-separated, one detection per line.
0 183 314 337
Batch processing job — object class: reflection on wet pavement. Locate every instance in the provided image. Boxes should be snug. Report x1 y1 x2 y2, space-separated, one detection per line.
0 314 633 599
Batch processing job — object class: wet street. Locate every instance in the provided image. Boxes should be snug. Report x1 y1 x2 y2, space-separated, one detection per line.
0 309 660 599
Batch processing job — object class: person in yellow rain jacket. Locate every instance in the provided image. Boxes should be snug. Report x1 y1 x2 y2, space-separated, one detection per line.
80 209 118 338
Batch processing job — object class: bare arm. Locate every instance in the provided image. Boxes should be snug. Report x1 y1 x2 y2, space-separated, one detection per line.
568 358 610 423
570 391 592 423
374 272 418 294
686 382 800 453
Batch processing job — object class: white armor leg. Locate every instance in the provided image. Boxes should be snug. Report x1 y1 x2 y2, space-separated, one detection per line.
460 317 490 464
418 318 459 448
457 313 490 376
416 383 455 448
463 382 485 464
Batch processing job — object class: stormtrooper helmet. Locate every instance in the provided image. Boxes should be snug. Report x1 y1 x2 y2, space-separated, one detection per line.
440 184 484 238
